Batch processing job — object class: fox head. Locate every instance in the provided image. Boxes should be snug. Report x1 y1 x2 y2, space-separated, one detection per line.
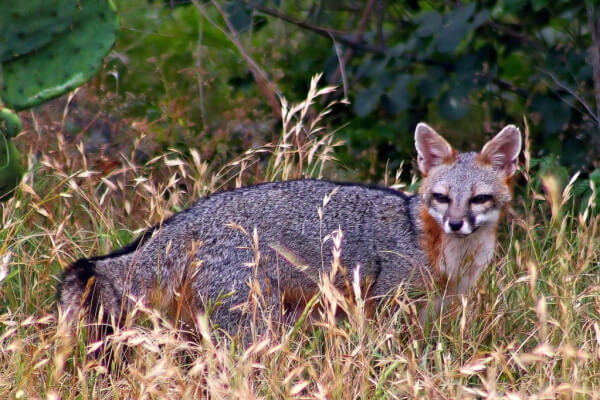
415 123 521 237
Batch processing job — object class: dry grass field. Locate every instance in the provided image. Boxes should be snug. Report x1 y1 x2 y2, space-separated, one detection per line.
1 78 599 399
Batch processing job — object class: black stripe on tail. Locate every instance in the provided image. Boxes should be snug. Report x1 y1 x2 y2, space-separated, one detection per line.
57 257 98 312
57 223 160 305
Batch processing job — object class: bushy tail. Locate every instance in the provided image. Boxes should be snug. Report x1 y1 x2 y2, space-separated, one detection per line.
58 258 101 323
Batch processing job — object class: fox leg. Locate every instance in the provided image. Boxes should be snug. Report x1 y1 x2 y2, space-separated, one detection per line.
196 274 283 341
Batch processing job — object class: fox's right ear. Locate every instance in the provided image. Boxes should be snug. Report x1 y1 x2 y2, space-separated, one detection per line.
414 122 455 175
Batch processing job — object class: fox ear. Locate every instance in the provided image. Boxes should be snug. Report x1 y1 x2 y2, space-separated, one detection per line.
479 125 522 177
414 122 455 175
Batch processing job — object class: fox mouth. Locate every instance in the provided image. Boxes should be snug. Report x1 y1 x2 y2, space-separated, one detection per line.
448 226 479 238
451 232 470 238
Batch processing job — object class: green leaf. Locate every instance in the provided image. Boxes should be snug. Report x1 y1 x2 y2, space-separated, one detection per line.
365 58 389 78
438 85 470 120
446 3 476 27
354 86 383 117
0 136 24 201
389 43 406 57
456 55 480 82
531 95 572 136
590 169 600 185
1 0 120 110
0 108 22 138
472 9 491 28
416 67 444 99
415 11 443 38
0 0 78 61
531 0 548 11
435 23 470 53
385 75 411 113
432 4 477 54
225 1 252 33
417 80 441 100
499 53 524 78
562 135 585 168
503 0 528 12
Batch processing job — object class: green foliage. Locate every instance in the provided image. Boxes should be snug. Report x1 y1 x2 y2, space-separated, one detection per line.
115 0 598 180
0 136 23 200
0 108 21 138
0 0 78 62
0 0 119 201
1 0 120 110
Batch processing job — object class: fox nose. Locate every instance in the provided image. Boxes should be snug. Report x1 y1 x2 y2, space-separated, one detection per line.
448 220 463 232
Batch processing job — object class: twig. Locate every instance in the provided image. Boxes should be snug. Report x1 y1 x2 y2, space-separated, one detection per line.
376 0 385 48
195 13 207 124
328 0 377 87
192 0 282 118
329 33 348 99
490 76 529 98
539 68 600 126
587 4 600 126
244 1 386 55
488 21 545 52
207 1 531 103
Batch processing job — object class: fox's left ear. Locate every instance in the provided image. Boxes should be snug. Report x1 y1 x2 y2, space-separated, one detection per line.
479 125 522 177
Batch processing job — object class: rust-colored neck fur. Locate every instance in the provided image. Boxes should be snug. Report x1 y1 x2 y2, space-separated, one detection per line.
419 206 448 288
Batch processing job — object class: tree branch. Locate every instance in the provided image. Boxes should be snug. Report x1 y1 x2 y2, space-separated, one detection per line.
192 0 282 118
244 1 386 55
195 13 207 124
539 68 600 126
246 2 530 100
328 0 377 87
587 4 600 126
488 21 546 52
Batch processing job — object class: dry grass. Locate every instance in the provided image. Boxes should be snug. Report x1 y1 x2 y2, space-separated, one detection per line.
1 75 600 399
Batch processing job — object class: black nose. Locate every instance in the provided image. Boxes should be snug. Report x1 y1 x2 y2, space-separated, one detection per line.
449 220 463 231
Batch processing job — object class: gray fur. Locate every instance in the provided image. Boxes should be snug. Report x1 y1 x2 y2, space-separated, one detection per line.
59 180 429 334
59 123 520 336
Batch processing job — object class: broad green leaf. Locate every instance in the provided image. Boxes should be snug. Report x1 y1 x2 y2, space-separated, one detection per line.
435 22 470 53
503 0 528 12
456 55 480 82
415 11 443 38
562 135 585 168
366 58 389 78
0 108 22 138
0 0 78 61
389 43 406 57
385 74 412 113
472 9 491 28
446 3 476 27
1 0 119 110
438 85 470 120
225 1 252 32
531 95 572 136
417 67 444 99
0 136 24 201
531 0 548 11
354 86 383 117
499 53 524 78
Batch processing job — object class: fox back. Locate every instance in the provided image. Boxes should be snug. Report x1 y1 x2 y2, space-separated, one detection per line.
58 122 521 336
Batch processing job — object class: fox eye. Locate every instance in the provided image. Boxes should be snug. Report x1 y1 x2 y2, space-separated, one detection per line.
431 193 450 203
471 194 493 204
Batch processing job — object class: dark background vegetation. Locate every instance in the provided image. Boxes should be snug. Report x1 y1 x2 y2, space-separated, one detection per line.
59 0 600 183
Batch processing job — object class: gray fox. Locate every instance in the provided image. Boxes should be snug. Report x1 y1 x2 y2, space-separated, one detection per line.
58 122 521 336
